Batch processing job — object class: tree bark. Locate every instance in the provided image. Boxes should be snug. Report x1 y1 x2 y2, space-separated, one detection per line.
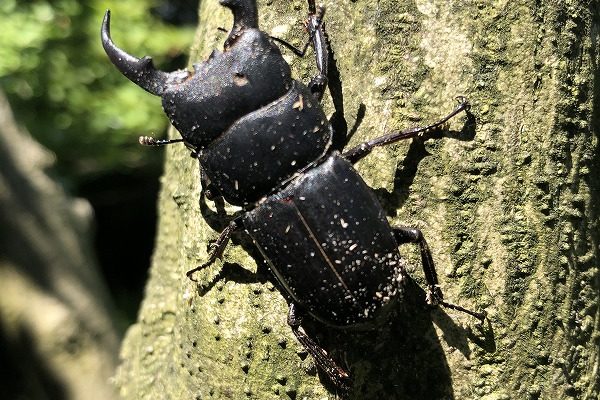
0 90 120 399
114 0 600 399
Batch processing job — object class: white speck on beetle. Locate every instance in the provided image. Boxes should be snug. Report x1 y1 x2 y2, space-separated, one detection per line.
292 94 304 111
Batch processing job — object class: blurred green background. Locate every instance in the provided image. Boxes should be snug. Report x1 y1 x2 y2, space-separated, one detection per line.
0 0 198 323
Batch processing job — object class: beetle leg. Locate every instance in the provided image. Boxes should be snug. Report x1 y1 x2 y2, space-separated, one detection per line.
287 303 352 392
306 1 328 101
393 227 441 300
392 226 486 321
199 168 222 201
186 219 242 282
270 0 328 100
343 97 471 164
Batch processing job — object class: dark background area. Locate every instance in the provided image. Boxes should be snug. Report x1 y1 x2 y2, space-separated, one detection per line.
0 0 199 324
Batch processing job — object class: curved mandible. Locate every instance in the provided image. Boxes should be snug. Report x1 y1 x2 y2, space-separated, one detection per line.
219 0 259 48
101 10 175 96
219 0 259 29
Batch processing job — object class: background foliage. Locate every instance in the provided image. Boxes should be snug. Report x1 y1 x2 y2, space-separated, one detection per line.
0 0 195 182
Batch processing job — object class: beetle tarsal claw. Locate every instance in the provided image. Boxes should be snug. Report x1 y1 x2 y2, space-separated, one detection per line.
455 95 471 111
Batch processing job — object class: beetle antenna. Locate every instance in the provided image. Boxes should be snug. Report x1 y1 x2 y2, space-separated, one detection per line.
139 136 185 147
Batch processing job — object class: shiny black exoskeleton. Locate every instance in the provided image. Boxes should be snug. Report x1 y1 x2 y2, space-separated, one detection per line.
102 0 330 206
102 0 483 391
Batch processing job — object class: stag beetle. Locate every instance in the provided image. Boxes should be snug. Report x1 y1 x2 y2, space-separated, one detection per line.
102 0 484 391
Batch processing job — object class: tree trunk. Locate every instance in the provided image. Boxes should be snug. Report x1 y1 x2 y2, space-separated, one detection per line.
114 0 600 399
0 89 120 399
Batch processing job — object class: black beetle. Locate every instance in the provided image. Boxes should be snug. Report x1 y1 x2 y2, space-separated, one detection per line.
102 0 330 207
101 0 484 391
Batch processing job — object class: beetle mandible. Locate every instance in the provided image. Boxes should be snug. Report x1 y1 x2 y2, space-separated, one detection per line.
101 0 485 391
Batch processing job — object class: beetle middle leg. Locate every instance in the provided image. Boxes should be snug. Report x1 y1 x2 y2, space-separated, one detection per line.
343 96 471 164
393 226 486 320
186 218 242 281
287 303 352 392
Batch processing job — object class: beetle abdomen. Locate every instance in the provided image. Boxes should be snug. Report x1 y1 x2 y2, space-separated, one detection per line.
200 80 332 206
243 152 406 327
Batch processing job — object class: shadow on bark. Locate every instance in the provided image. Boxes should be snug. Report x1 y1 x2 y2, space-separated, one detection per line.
302 277 491 400
190 245 493 400
376 112 477 215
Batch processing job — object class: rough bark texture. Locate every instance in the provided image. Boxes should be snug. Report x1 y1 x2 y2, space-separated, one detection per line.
0 90 120 400
115 0 600 399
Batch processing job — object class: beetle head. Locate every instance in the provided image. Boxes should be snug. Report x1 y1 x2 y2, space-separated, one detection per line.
101 7 292 149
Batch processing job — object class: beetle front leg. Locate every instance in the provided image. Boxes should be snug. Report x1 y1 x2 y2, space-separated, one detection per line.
287 303 352 392
392 226 486 320
270 0 328 100
305 0 328 100
186 218 242 281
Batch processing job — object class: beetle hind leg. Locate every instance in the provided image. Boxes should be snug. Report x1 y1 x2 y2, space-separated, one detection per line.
287 303 352 392
393 226 486 320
